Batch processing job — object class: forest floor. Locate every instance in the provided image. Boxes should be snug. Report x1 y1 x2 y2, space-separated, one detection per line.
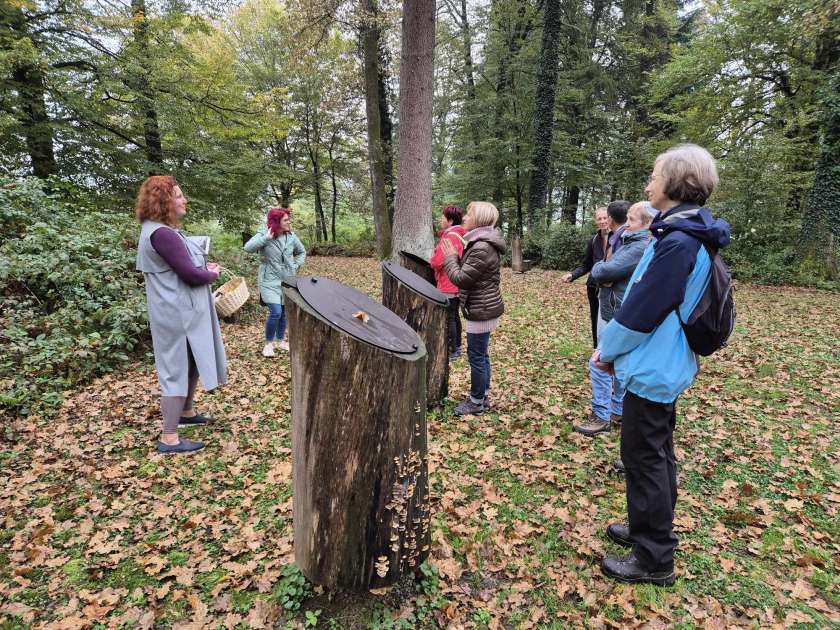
1 256 839 629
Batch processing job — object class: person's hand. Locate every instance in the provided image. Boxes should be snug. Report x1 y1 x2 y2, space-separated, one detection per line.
207 262 221 279
561 272 572 283
591 349 614 374
441 239 457 258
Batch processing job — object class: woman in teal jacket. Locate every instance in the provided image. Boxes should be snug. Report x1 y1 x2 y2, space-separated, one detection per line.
244 207 306 357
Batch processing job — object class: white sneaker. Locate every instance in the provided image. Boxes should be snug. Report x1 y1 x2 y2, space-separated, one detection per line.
262 342 275 357
276 339 290 352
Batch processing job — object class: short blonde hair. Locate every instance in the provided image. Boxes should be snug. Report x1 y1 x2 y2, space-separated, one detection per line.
594 206 608 217
655 144 719 205
629 201 655 225
466 201 499 228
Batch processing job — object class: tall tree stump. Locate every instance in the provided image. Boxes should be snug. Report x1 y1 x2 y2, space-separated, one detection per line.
382 261 449 408
399 250 435 285
511 235 532 273
282 276 431 591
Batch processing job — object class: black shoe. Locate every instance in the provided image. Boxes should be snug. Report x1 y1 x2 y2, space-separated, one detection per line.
606 523 632 548
454 398 485 416
157 438 205 454
601 553 675 586
613 458 625 473
179 413 213 426
448 348 462 363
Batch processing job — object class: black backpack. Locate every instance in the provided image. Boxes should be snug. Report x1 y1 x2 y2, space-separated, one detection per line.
675 243 736 356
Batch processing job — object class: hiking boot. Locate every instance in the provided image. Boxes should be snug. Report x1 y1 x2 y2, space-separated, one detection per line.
573 413 610 436
606 523 632 548
262 342 275 357
454 398 485 416
601 552 675 586
613 458 625 473
610 413 622 425
157 438 205 454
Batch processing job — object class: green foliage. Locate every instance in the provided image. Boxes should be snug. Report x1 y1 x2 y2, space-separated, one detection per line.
271 563 312 612
0 178 148 418
538 224 592 271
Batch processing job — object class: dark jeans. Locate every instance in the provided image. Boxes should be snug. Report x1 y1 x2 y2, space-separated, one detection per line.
447 297 462 353
466 332 491 402
265 303 287 341
620 391 678 571
587 284 599 349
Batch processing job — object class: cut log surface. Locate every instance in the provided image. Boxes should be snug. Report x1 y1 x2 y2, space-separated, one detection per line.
382 262 449 408
283 276 431 591
399 250 436 285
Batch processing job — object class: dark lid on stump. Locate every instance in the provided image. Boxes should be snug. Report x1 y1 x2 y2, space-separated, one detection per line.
399 250 432 269
293 276 423 354
382 261 449 306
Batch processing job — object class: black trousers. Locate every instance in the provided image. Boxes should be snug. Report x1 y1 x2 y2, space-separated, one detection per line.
586 284 599 348
620 391 678 571
447 297 462 353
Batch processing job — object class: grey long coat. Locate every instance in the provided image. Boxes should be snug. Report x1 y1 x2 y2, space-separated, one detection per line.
136 221 227 397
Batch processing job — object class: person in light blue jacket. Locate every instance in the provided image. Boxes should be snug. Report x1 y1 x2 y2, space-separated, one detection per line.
596 144 730 587
244 207 306 357
573 202 654 436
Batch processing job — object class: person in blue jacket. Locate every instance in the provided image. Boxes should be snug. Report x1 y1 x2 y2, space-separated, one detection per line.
596 144 730 586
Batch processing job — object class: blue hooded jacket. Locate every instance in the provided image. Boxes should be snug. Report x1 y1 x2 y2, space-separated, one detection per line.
598 204 731 403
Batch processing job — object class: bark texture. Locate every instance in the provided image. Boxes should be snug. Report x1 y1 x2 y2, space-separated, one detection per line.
382 266 449 408
391 0 436 260
284 282 431 590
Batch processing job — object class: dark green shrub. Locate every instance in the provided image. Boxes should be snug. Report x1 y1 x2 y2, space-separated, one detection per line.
0 178 148 417
540 223 592 271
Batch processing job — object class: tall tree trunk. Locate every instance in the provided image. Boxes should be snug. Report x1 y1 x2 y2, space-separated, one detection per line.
328 141 338 243
391 0 436 260
563 185 579 224
526 0 562 228
362 0 393 258
378 42 395 224
13 65 57 179
131 0 163 169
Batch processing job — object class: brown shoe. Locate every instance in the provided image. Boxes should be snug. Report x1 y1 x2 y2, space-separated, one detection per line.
611 413 622 425
573 413 611 436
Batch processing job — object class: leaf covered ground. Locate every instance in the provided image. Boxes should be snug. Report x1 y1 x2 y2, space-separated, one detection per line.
1 257 839 629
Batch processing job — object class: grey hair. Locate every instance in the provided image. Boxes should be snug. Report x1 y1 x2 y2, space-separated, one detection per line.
655 144 719 205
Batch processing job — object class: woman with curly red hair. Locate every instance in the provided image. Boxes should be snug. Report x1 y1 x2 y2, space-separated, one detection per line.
135 176 227 454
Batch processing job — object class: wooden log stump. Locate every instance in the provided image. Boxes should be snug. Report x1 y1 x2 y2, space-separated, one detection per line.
382 261 449 408
511 234 524 272
398 250 435 285
283 276 431 591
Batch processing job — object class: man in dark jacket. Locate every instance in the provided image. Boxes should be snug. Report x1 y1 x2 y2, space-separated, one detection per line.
563 207 609 348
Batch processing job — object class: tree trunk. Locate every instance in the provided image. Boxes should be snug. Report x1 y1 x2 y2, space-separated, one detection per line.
378 45 395 224
131 0 164 169
362 0 393 258
391 0 436 260
313 159 327 242
284 277 430 590
526 0 562 228
328 141 338 243
511 235 523 272
12 64 57 179
382 262 449 408
563 185 579 224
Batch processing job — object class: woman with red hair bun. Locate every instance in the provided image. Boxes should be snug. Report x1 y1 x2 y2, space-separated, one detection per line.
135 176 227 454
244 207 306 357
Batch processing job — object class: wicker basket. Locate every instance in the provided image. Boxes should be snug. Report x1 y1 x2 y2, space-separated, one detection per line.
214 272 249 318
